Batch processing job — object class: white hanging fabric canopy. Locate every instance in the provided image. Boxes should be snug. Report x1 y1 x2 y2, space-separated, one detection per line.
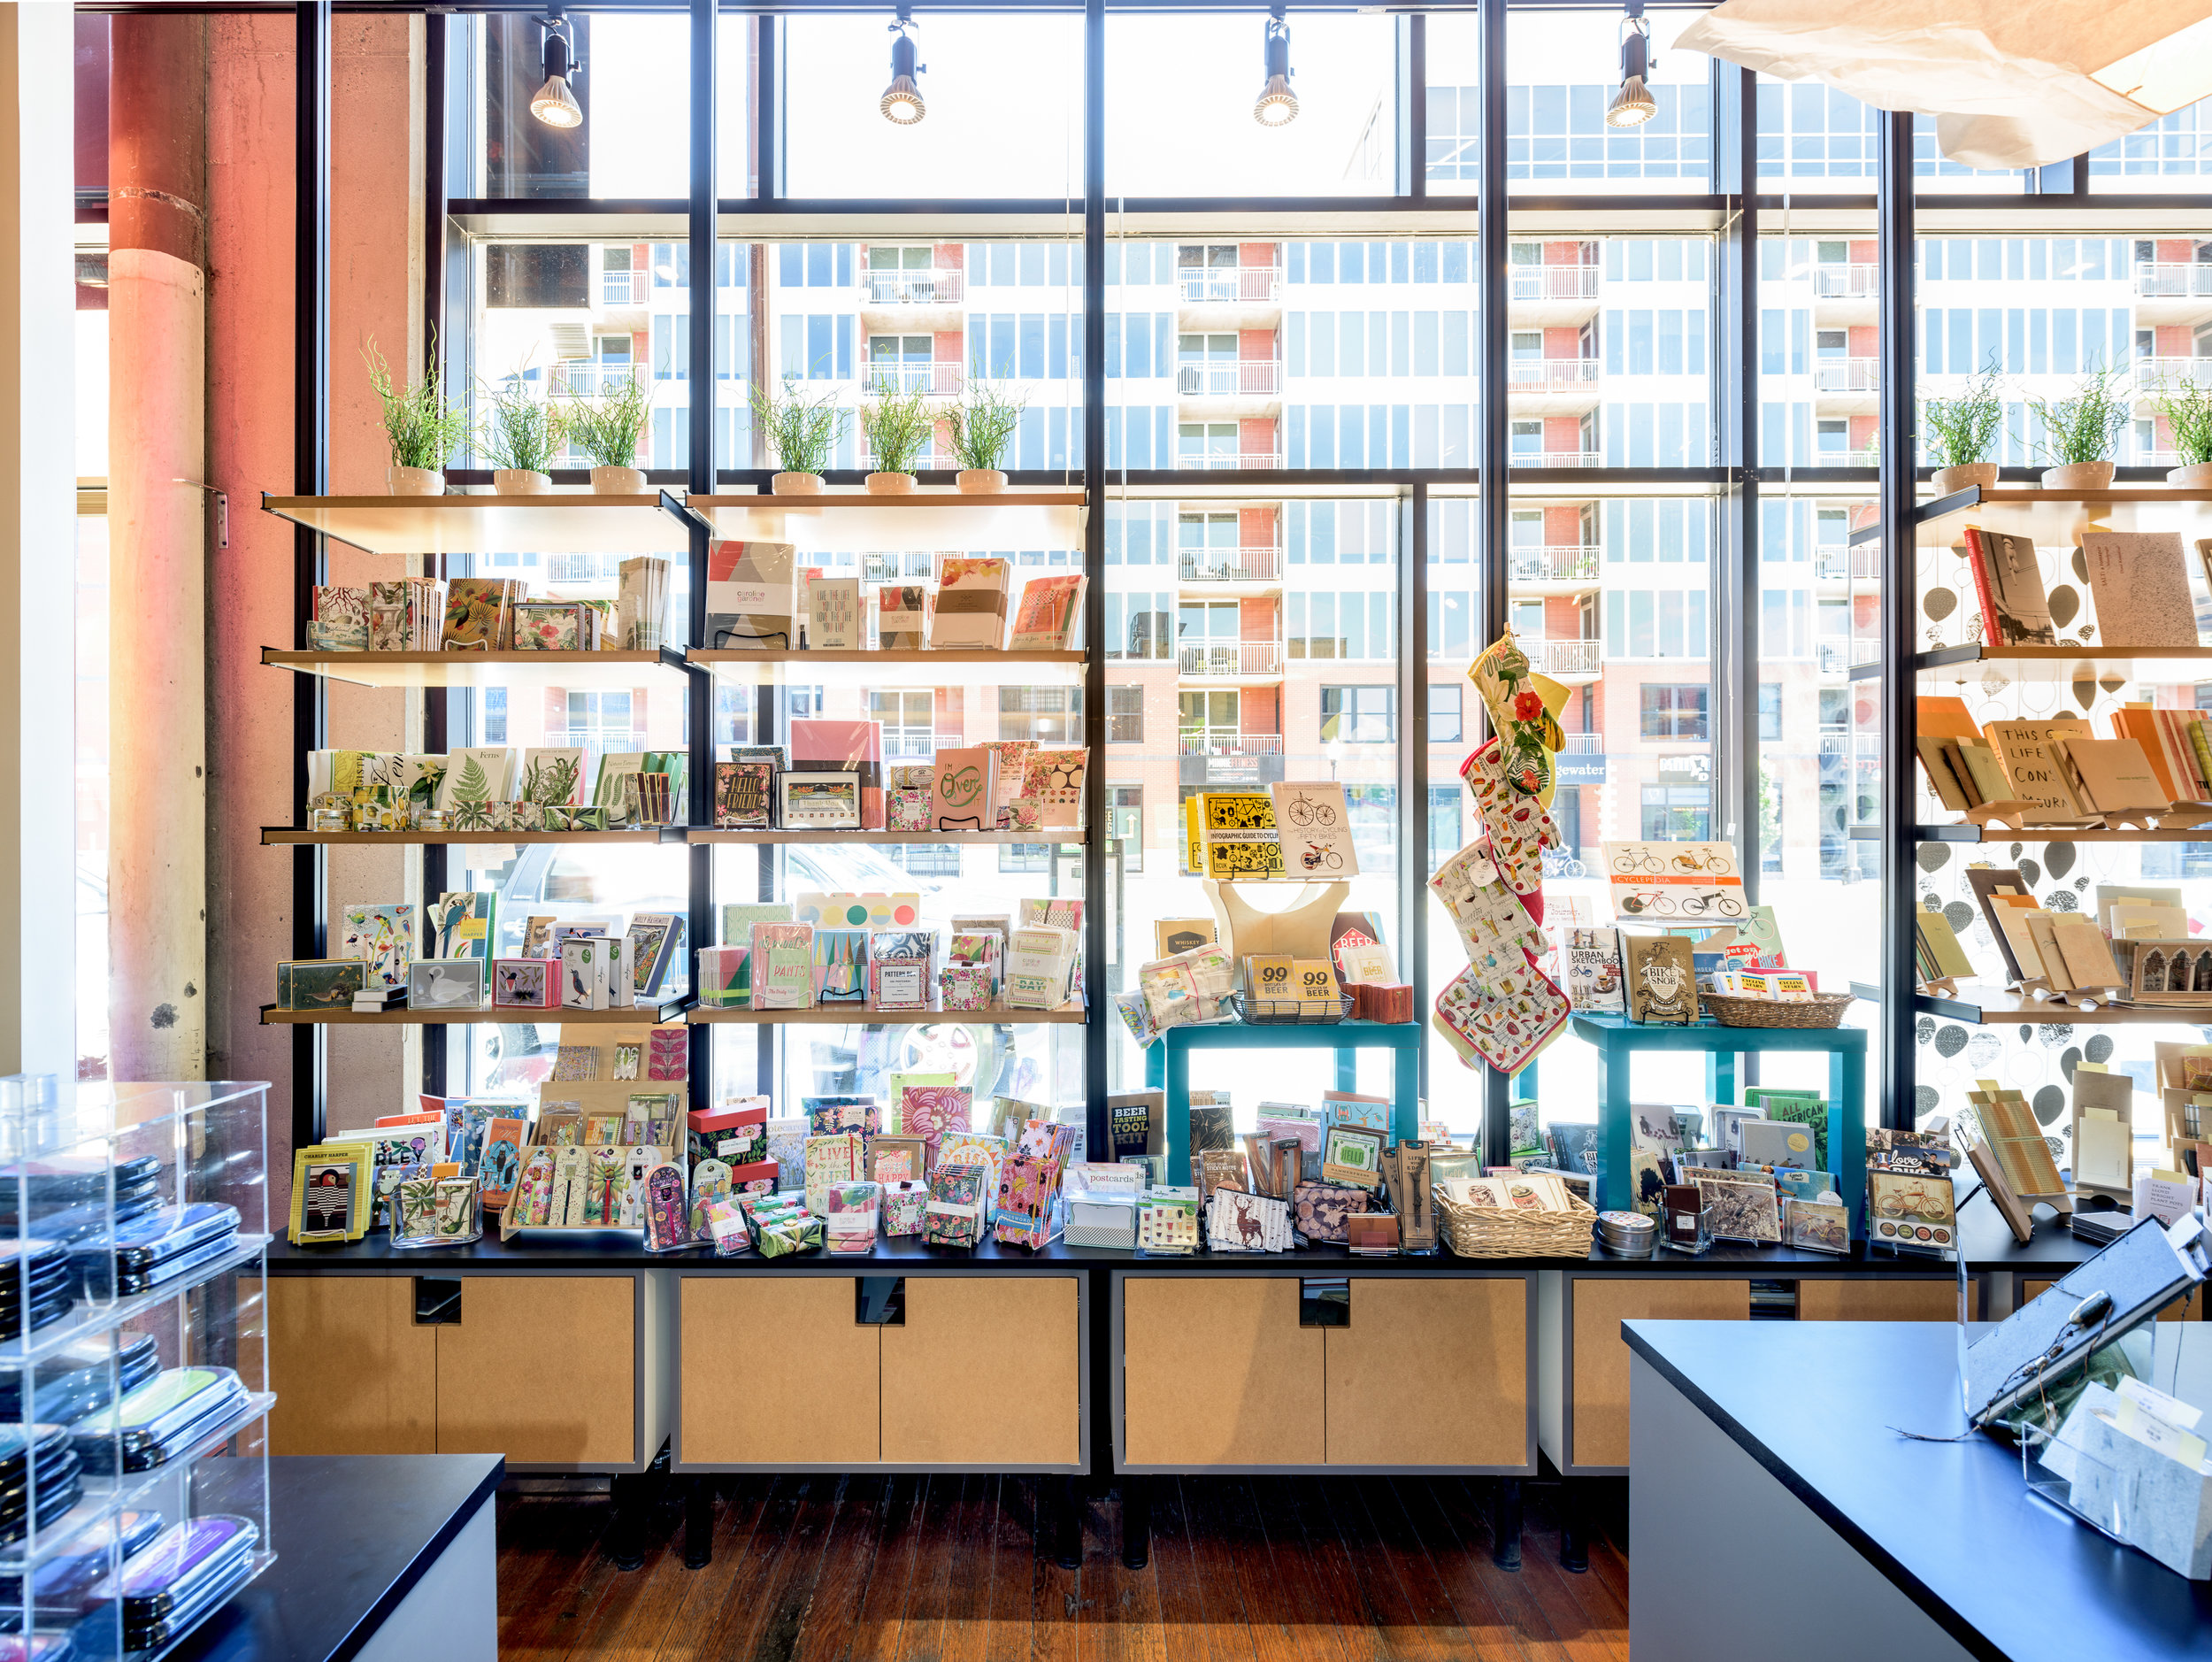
1675 0 2212 169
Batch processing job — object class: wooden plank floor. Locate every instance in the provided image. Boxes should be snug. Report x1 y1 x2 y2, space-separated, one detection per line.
496 1478 1630 1661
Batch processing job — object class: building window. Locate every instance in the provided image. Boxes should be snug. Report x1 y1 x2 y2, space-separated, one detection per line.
564 690 635 743
1429 684 1463 744
869 689 935 760
1347 784 1397 873
482 688 507 744
1322 686 1396 743
999 687 1079 744
1758 682 1782 743
713 686 751 748
1108 685 1144 743
1640 684 1709 742
998 843 1053 874
885 843 962 880
1428 785 1462 873
1640 783 1712 841
1110 784 1144 873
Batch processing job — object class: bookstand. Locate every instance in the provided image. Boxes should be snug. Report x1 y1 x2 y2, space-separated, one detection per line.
1917 975 1960 998
1963 801 2088 831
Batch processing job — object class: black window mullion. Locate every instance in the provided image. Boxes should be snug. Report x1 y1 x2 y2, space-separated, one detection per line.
1082 0 1108 1145
1877 110 1917 1134
687 0 718 1096
1474 0 1509 1170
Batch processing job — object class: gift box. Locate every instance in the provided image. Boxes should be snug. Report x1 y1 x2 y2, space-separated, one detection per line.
756 1212 824 1257
700 1196 751 1256
490 958 560 1009
1350 981 1415 1023
939 964 994 1012
687 1103 769 1166
889 787 935 831
697 945 749 1007
924 1161 988 1249
824 1180 881 1255
882 1179 929 1235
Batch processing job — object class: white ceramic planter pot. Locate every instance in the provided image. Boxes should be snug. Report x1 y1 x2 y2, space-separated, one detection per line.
388 466 444 496
772 472 825 496
493 469 553 495
590 465 648 494
1932 463 1998 496
2168 462 2212 489
957 469 1008 494
866 472 918 495
2041 461 2115 491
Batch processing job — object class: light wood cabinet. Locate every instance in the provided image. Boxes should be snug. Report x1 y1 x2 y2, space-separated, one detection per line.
268 1275 435 1456
1123 1277 1324 1467
434 1276 637 1466
681 1276 880 1466
1325 1278 1527 1468
883 1276 1079 1466
1570 1277 1748 1469
1797 1278 1959 1323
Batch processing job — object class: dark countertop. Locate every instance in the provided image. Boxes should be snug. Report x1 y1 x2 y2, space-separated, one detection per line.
1622 1320 2212 1661
165 1454 503 1662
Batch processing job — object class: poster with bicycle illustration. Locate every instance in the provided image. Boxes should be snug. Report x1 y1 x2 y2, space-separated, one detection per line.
1267 781 1359 878
1599 840 1747 923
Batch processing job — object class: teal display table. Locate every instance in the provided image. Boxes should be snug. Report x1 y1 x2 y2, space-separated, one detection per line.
1571 1014 1869 1229
1142 1021 1423 1185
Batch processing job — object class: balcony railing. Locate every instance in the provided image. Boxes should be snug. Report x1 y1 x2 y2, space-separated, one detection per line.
1812 264 1878 299
557 362 644 397
545 554 624 584
1509 449 1603 468
1559 731 1602 755
1529 638 1601 675
1816 641 1877 675
866 270 964 306
601 272 639 306
1179 547 1284 583
1177 361 1282 397
1817 733 1855 758
2137 357 2208 394
1179 642 1284 677
1176 450 1283 472
866 362 964 396
1814 544 1883 581
1507 358 1601 393
1179 732 1285 757
1508 265 1599 303
1813 358 1879 392
2136 261 2212 299
1178 266 1281 304
1508 545 1600 584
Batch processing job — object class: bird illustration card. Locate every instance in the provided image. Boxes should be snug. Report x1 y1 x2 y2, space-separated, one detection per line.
407 958 485 1012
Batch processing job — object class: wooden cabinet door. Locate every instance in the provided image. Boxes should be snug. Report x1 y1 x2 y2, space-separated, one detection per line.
434 1276 636 1467
268 1276 435 1456
1326 1278 1527 1468
1570 1277 1748 1470
882 1275 1079 1466
1797 1279 1958 1322
1123 1277 1322 1468
680 1276 880 1466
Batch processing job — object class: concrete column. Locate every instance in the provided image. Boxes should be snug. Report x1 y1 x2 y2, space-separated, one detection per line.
0 5 77 1083
108 13 209 1083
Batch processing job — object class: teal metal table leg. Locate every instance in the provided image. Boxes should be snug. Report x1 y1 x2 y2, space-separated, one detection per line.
1706 1047 1738 1112
1598 1033 1632 1213
1831 1044 1867 1235
1392 1027 1418 1148
1166 1035 1191 1187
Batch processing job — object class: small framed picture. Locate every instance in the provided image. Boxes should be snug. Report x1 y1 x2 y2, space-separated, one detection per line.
1320 1124 1384 1189
780 770 862 829
1782 1197 1852 1256
492 958 557 1009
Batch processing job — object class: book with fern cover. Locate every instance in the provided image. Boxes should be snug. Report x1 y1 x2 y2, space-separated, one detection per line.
438 748 515 813
518 748 586 807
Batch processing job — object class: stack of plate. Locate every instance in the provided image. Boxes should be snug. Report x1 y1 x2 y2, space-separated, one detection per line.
0 1424 83 1548
72 1367 250 1477
0 1332 162 1428
1 1156 167 1247
111 1515 260 1654
0 1241 73 1343
75 1203 242 1300
0 1507 164 1631
1597 1210 1657 1258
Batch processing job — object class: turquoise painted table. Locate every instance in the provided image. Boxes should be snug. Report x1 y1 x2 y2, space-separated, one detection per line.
1142 1021 1424 1185
1571 1014 1870 1230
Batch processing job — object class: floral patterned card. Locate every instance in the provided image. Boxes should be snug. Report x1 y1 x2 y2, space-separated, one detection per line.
924 1162 987 1248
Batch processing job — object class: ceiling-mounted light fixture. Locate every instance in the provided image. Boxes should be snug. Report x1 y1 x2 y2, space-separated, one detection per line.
531 8 583 129
880 4 926 125
1254 3 1298 127
1607 2 1656 127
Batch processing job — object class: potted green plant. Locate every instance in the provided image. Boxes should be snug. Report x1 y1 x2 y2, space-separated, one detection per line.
2029 363 2129 491
567 366 653 494
749 377 847 494
2154 373 2212 488
361 336 469 496
945 380 1025 493
1921 360 2006 496
859 378 937 494
481 372 571 494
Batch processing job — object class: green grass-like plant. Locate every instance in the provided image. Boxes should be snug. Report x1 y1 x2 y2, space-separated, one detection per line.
1922 358 2006 469
860 379 938 475
2030 363 2131 467
362 335 470 472
946 380 1026 472
567 368 652 469
749 376 848 475
2156 375 2212 467
482 373 571 474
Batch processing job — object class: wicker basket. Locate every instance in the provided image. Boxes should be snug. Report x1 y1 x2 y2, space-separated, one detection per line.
1701 990 1855 1030
1437 1189 1598 1259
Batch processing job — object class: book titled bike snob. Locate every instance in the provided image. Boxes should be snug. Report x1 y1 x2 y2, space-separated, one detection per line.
1624 934 1700 1025
1269 781 1359 877
1601 839 1747 924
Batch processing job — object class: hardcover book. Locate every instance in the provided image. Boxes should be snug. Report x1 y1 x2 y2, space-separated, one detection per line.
928 746 997 833
928 558 1010 650
1968 527 2057 647
704 540 798 650
1267 781 1359 877
1624 935 1698 1024
2082 530 2197 650
1009 574 1086 650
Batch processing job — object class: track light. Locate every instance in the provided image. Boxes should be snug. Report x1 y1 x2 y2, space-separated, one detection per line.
880 4 926 125
532 10 582 129
1254 4 1298 127
1607 2 1655 127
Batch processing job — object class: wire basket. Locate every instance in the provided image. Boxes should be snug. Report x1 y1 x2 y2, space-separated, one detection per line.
1701 991 1855 1029
1437 1189 1599 1259
1231 990 1355 1027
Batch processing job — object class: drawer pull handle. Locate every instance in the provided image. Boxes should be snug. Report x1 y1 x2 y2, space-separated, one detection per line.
856 1276 905 1326
1299 1277 1349 1328
414 1277 462 1326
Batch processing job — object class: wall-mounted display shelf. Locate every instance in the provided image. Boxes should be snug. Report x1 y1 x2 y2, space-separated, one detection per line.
687 647 1085 686
688 827 1084 846
688 489 1085 553
260 491 699 556
1915 982 2190 1027
1878 823 2212 845
1901 643 2212 682
688 1004 1086 1026
259 1001 692 1027
260 646 692 690
262 827 687 847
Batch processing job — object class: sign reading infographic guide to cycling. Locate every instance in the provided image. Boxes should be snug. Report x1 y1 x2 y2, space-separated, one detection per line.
1599 841 1747 922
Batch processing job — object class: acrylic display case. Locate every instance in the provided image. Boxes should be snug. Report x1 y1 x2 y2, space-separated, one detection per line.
0 1076 273 1661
